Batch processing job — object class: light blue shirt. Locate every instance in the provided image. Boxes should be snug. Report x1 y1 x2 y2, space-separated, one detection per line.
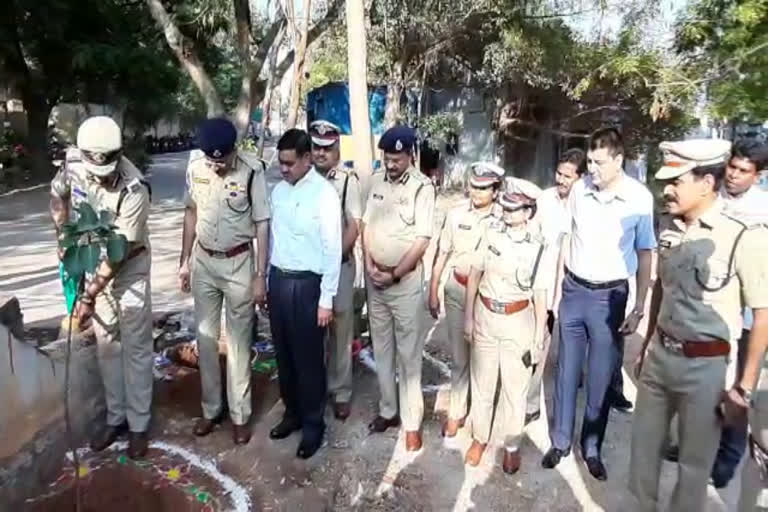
564 174 656 282
270 168 342 309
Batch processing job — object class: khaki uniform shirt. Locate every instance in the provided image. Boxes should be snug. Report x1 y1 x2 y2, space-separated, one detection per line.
472 221 548 302
656 204 768 344
439 201 495 276
363 168 435 268
51 150 151 254
323 166 363 227
184 150 270 251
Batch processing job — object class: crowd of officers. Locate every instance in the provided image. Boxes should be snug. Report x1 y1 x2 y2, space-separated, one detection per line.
50 114 768 510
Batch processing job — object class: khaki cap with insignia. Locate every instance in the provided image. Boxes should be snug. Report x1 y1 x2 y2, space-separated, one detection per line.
499 177 542 209
468 161 504 187
309 120 341 146
655 139 732 180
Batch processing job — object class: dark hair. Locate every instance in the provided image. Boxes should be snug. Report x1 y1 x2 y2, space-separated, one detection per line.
277 129 311 156
731 140 768 171
558 148 586 175
691 163 725 192
589 127 624 157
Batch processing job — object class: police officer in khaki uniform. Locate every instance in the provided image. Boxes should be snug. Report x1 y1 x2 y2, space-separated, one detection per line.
178 118 270 445
429 162 503 438
362 125 436 451
50 116 153 459
309 120 363 420
630 139 768 511
463 178 549 474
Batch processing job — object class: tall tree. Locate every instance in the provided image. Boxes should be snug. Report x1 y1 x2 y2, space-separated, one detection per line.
145 0 343 136
0 0 183 172
286 0 313 129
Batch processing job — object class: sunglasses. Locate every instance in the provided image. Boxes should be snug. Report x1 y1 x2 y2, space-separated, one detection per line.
81 149 121 166
502 204 529 213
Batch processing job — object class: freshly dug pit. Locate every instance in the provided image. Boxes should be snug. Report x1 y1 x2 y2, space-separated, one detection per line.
26 462 207 512
25 442 251 512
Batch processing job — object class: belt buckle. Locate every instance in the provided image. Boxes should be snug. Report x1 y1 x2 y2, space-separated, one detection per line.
660 331 684 353
490 299 505 314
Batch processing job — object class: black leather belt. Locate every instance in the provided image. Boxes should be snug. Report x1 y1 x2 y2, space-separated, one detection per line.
271 266 320 280
566 268 626 290
198 241 250 258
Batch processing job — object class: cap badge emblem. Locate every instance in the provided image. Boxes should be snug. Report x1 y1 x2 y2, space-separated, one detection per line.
317 124 329 135
213 149 222 158
395 140 403 151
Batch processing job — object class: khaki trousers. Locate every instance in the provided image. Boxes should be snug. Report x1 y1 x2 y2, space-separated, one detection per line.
327 259 356 403
470 301 534 450
444 274 470 421
629 334 726 512
192 245 254 425
367 267 425 431
740 357 768 511
93 251 153 432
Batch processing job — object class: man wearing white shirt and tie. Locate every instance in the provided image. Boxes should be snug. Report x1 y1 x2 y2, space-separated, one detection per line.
542 128 656 480
267 129 342 459
526 148 585 425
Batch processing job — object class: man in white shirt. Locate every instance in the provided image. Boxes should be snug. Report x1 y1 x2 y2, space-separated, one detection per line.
526 148 585 425
267 129 342 459
542 128 656 480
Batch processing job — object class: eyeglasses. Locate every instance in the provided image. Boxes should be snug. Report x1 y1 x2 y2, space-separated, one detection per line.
502 205 529 213
81 149 121 166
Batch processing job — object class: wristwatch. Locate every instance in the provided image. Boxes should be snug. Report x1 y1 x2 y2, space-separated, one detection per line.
734 384 755 407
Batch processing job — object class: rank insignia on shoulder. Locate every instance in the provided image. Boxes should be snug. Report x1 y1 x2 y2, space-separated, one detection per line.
373 193 384 200
659 240 672 249
489 245 501 256
127 178 142 194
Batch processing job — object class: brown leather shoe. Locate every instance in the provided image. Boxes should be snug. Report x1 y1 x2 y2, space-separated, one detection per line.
127 431 148 459
333 401 351 421
368 415 401 433
233 423 252 445
464 440 487 466
441 417 465 438
405 431 422 452
503 450 521 475
90 422 127 452
193 416 222 437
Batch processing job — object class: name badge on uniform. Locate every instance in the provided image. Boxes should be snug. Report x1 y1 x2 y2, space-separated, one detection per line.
659 239 672 249
458 224 472 230
225 181 246 193
72 187 87 198
193 177 210 185
489 245 501 256
373 193 384 200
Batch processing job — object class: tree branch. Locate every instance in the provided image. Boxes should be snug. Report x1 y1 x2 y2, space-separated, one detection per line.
145 0 224 116
274 0 343 79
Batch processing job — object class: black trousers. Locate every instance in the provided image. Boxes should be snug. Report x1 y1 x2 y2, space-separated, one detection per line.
268 267 326 437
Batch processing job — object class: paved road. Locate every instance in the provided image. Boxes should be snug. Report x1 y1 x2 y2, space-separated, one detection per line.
0 149 277 326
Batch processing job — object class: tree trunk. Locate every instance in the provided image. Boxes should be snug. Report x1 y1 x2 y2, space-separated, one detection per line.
286 0 312 129
22 87 53 176
346 0 374 189
144 0 225 117
258 25 285 157
384 76 403 128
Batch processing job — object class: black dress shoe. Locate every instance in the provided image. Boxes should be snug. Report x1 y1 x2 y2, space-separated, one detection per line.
664 445 679 462
541 447 570 469
90 422 128 452
524 410 541 426
270 418 301 440
368 415 401 433
297 429 325 459
585 456 608 481
127 431 149 459
611 393 633 412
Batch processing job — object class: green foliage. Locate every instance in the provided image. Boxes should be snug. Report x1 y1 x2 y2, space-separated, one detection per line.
676 0 768 120
420 112 463 146
58 203 127 280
